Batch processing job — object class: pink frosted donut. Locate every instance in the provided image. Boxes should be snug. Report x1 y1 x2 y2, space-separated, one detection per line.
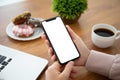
12 24 34 37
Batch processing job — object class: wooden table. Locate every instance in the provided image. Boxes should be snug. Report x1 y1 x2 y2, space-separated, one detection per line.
0 0 120 80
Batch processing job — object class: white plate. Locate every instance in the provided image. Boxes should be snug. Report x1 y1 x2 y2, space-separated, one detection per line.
6 22 44 41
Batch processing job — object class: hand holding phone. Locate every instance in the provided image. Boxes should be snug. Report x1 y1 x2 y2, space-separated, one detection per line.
42 17 80 64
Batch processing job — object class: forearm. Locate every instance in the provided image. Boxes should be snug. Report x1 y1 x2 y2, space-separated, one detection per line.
85 50 120 80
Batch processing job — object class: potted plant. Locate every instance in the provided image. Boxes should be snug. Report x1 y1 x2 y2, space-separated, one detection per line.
52 0 88 24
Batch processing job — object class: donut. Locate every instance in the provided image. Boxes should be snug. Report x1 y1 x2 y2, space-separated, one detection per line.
12 24 34 37
12 11 31 25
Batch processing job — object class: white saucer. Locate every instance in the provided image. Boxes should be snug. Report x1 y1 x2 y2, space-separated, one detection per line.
6 22 44 41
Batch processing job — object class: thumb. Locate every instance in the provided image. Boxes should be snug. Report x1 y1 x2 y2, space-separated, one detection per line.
61 61 74 77
66 25 77 40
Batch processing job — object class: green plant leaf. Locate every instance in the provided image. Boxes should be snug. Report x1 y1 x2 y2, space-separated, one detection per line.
52 0 88 19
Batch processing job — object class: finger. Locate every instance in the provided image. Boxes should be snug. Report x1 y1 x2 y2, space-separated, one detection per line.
45 40 51 48
70 67 78 79
48 47 54 56
70 72 77 79
71 67 78 73
48 48 57 61
42 34 51 48
61 61 74 77
46 61 61 74
51 54 57 61
41 34 47 40
50 61 62 70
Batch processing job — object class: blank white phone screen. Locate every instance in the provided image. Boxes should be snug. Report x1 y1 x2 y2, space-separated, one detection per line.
42 17 80 64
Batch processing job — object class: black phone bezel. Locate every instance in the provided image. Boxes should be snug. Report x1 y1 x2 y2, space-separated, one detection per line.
41 16 80 64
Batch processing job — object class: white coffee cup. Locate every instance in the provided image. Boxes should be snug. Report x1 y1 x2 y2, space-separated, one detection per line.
91 24 120 48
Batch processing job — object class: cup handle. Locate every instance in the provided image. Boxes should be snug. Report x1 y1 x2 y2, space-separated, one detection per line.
116 30 120 40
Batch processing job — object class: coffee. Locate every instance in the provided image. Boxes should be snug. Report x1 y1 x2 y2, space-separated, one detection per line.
94 28 114 37
92 24 120 48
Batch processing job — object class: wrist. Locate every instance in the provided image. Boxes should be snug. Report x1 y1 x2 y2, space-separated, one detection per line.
83 49 90 66
77 48 90 66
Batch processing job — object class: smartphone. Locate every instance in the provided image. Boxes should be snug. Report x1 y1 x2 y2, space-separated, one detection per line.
42 17 80 64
